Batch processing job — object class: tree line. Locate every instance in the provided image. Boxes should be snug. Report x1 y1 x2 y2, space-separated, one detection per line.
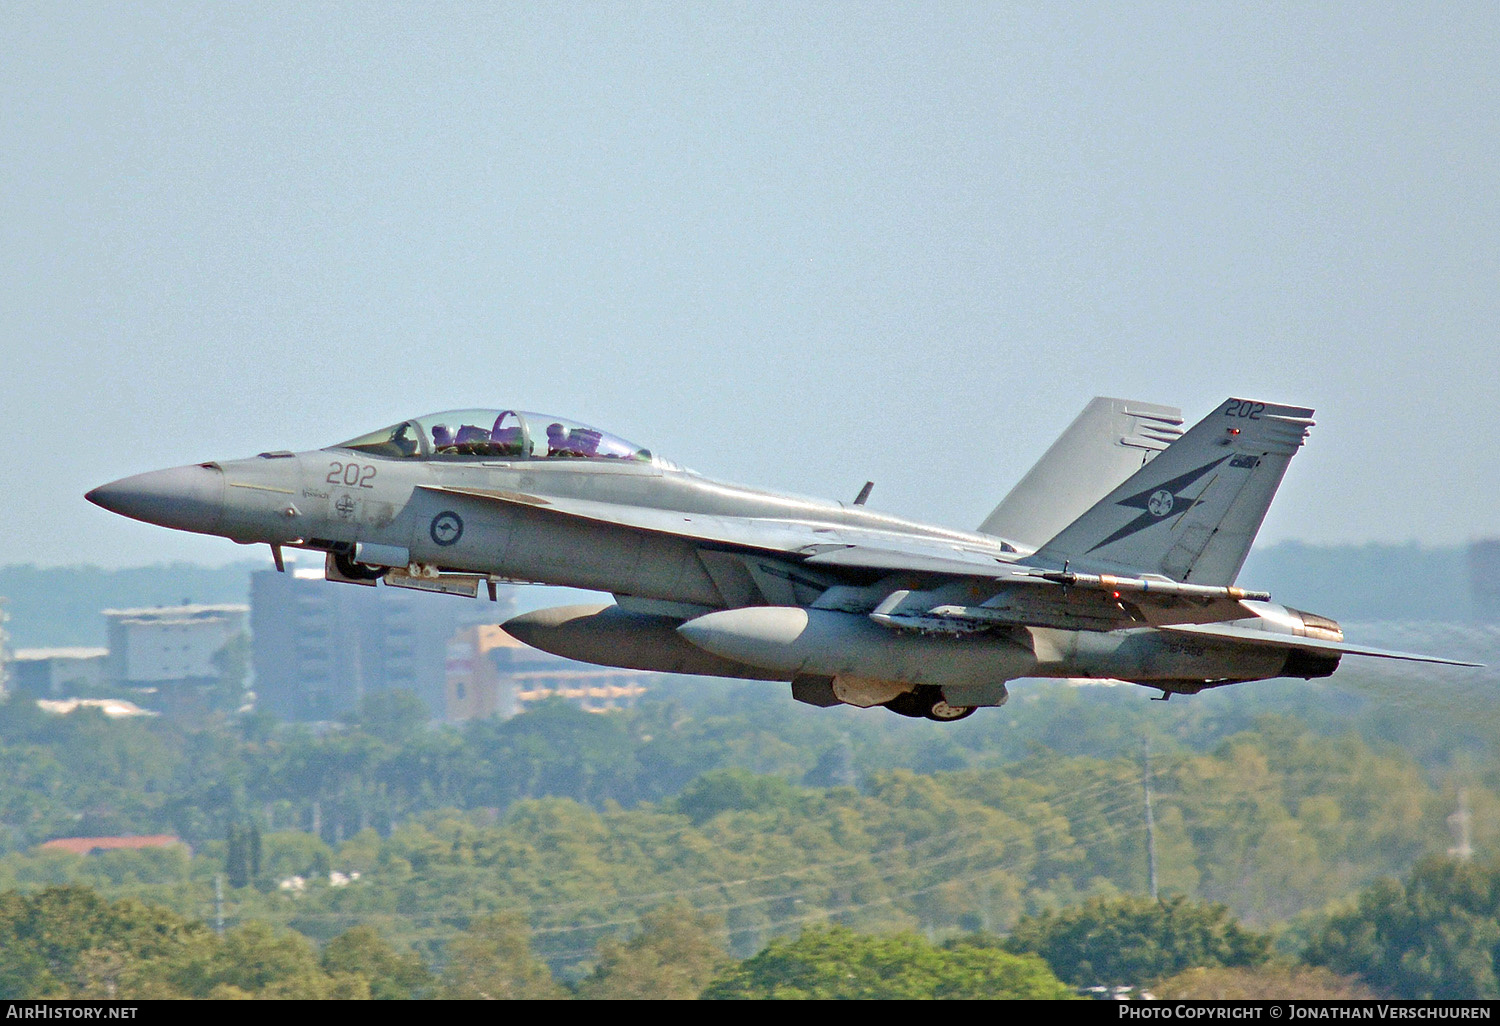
10 864 1495 999
0 655 1496 997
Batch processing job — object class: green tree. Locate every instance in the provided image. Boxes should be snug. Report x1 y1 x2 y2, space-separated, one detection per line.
1004 895 1272 988
0 885 212 999
225 824 250 889
321 925 432 1000
463 697 645 808
170 920 364 1000
1153 965 1376 1000
1304 856 1500 999
257 829 335 881
673 768 801 826
356 688 429 745
575 902 730 1000
248 821 262 879
211 632 251 712
438 912 562 1000
702 925 1074 1000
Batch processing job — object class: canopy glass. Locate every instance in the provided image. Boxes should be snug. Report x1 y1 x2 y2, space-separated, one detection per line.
336 410 652 462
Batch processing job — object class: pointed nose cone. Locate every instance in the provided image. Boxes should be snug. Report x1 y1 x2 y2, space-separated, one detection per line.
86 464 226 535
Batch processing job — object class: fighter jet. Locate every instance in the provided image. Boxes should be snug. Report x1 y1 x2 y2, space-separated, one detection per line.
86 398 1476 721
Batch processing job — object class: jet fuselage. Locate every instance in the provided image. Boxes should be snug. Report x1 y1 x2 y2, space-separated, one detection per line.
88 403 1471 719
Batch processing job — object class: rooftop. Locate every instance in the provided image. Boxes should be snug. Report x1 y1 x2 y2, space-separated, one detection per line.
37 698 156 718
10 647 109 661
101 603 248 618
38 835 185 856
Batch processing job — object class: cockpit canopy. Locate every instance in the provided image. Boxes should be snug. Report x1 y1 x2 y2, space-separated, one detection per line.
336 410 653 463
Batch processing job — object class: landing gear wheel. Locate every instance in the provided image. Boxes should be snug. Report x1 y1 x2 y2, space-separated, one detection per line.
925 698 976 722
332 550 386 582
882 690 932 719
882 686 976 722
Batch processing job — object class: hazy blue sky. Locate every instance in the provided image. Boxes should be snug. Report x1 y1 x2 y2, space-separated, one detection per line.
2 2 1497 568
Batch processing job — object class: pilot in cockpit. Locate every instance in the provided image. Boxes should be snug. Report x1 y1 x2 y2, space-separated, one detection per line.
337 411 648 462
490 415 524 456
453 424 491 454
543 423 566 457
391 421 422 457
546 422 609 458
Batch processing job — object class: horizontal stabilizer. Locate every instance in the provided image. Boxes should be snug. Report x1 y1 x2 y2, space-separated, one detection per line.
1162 623 1483 667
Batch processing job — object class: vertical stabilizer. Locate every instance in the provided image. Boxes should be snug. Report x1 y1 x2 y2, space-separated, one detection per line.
979 397 1183 551
1027 398 1314 585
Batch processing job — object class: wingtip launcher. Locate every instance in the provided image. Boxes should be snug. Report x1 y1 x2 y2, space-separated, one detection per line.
1022 568 1271 604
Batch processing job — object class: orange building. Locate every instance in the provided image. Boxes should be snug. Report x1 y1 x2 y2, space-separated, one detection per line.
445 625 522 720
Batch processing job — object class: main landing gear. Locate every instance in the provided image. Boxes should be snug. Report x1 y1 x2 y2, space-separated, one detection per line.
330 549 387 582
883 685 976 722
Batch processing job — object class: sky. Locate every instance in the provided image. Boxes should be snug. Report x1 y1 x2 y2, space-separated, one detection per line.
2 2 1497 568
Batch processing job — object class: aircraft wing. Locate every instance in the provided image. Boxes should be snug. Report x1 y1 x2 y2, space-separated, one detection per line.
1162 623 1483 666
421 484 1051 572
421 484 1197 580
799 543 1021 576
419 484 1265 626
418 484 859 555
416 485 1480 658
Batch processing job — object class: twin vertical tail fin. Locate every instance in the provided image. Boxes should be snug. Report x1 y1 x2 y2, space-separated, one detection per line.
1027 398 1314 586
978 397 1184 551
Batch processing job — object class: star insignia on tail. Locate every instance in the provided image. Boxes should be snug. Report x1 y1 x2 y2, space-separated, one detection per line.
1086 457 1229 553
